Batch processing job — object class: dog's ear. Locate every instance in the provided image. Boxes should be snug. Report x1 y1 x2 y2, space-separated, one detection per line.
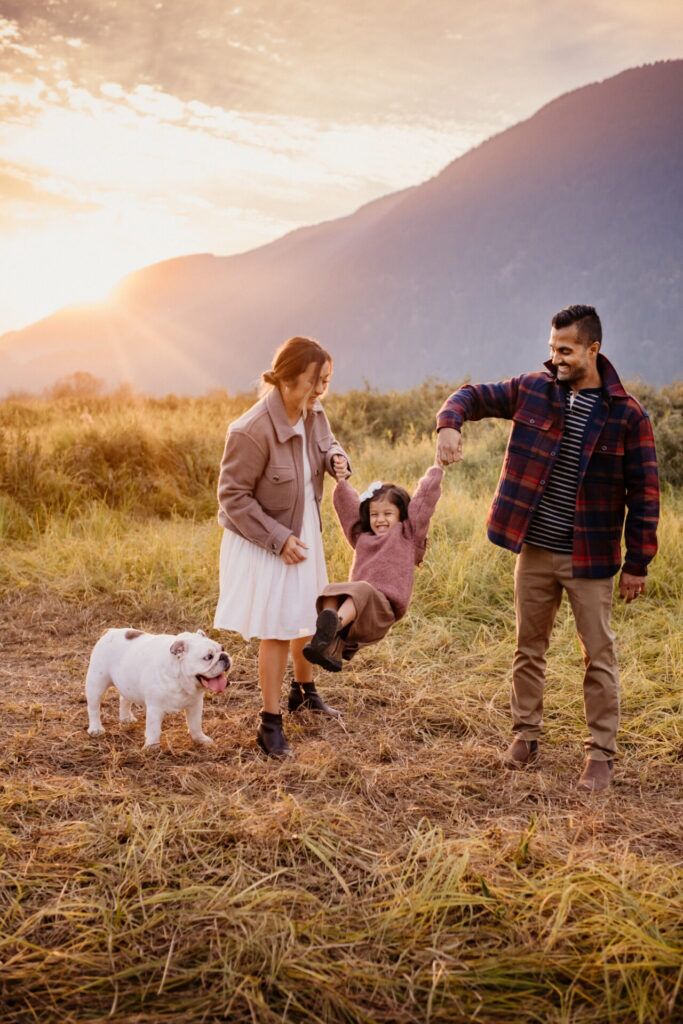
170 639 187 657
195 629 207 637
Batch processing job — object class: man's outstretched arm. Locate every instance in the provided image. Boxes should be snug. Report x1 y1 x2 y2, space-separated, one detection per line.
435 377 522 466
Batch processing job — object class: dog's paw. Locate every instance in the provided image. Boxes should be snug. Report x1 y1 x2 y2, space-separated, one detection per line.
87 726 106 737
193 734 214 746
119 714 138 725
142 740 161 752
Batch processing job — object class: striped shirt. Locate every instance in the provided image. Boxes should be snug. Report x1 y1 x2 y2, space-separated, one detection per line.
524 388 601 553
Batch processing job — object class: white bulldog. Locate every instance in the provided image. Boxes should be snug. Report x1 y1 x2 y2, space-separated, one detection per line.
85 628 231 748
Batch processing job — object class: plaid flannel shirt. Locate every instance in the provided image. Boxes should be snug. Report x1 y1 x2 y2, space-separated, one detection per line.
436 354 659 578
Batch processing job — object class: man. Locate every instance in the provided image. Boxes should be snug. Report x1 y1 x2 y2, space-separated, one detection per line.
436 305 659 792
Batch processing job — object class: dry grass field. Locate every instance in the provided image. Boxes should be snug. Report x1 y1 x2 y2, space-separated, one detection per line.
1 384 682 1023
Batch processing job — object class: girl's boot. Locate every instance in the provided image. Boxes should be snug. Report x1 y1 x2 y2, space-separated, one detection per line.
257 711 293 758
302 610 343 672
288 681 340 718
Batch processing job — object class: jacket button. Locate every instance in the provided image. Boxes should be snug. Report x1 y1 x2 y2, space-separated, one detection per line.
273 474 280 481
601 445 607 451
551 451 556 456
529 418 535 424
540 479 545 485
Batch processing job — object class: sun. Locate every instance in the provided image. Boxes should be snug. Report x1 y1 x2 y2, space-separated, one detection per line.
3 223 132 331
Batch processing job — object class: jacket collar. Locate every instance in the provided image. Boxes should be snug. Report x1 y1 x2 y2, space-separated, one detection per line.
265 386 324 443
543 352 628 399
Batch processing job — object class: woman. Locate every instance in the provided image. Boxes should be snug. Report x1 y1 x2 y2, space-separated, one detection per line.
214 336 350 757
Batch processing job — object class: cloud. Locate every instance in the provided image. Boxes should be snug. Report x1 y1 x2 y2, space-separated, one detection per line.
9 1 683 118
0 160 96 214
0 58 474 330
0 68 473 213
1 0 682 333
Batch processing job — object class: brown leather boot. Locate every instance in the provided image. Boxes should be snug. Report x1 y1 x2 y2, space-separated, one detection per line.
577 757 613 792
503 737 539 768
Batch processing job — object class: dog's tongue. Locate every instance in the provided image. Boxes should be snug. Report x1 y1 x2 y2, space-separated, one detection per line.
202 673 227 693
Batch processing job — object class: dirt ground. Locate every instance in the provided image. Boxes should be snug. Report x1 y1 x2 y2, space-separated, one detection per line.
2 591 682 860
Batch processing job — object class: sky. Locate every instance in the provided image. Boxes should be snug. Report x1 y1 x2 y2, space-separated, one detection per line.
1 0 682 334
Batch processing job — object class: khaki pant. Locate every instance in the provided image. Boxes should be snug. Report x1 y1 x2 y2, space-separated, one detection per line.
512 544 620 760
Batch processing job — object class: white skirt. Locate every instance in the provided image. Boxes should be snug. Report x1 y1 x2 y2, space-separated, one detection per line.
214 492 329 641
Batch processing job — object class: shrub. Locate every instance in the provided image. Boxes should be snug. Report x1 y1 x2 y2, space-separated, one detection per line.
0 380 681 526
45 371 106 401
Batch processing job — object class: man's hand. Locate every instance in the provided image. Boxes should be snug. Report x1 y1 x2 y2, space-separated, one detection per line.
619 571 646 603
281 535 308 564
436 427 463 467
332 455 350 481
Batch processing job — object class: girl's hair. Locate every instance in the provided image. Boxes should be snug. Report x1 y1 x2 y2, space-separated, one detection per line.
261 336 332 389
351 483 411 542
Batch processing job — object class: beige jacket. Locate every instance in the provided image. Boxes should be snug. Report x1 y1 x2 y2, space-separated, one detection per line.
217 386 349 555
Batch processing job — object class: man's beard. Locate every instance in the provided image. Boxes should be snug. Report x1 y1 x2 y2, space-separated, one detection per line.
558 365 583 382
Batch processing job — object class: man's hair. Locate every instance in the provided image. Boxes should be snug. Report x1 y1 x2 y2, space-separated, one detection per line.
551 305 602 347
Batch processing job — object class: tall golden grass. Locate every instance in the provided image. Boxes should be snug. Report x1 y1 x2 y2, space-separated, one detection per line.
0 385 682 1022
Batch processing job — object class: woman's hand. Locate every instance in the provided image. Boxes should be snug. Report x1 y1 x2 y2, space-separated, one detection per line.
281 534 308 564
332 455 350 481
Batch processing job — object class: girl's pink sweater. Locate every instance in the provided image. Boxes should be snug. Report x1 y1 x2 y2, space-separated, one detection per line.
332 467 443 619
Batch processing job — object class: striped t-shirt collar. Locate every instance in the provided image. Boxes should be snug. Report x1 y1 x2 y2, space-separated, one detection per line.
566 385 602 410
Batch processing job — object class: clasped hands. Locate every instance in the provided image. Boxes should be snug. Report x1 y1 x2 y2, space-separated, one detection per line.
332 454 351 482
436 427 463 468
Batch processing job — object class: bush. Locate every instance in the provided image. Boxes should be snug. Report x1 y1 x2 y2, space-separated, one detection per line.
0 381 681 527
632 381 683 488
45 371 106 401
325 379 456 448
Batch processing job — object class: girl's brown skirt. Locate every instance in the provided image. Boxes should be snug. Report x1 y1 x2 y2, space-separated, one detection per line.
316 581 396 661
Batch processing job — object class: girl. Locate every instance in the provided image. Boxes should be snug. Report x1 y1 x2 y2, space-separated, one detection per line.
304 461 443 671
215 336 350 757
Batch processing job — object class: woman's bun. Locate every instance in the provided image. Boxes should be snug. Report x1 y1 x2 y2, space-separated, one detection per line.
261 370 278 386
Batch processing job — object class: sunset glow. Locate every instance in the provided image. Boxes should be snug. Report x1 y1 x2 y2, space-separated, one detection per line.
1 1 682 333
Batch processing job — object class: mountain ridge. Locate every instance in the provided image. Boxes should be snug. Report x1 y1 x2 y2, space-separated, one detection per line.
3 60 682 395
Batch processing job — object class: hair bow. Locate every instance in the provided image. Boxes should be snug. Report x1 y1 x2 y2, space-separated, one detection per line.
359 480 384 503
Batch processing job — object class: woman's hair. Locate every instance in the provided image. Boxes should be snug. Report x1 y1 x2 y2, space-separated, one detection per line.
261 336 332 389
352 483 411 542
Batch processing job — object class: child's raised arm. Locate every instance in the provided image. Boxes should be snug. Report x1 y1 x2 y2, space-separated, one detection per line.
332 479 361 547
408 465 444 549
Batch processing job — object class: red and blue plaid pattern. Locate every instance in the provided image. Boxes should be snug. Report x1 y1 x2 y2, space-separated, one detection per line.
436 354 659 578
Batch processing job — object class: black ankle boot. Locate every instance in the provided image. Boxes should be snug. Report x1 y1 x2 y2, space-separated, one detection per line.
288 682 306 713
288 681 341 718
303 610 343 672
256 711 293 758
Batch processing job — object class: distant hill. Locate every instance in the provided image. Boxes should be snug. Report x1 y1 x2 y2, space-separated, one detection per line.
2 60 682 395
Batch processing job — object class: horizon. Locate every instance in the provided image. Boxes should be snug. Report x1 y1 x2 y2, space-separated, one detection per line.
3 364 681 404
1 1 682 335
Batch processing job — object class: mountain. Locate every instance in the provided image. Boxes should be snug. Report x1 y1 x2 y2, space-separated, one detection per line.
2 60 682 395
